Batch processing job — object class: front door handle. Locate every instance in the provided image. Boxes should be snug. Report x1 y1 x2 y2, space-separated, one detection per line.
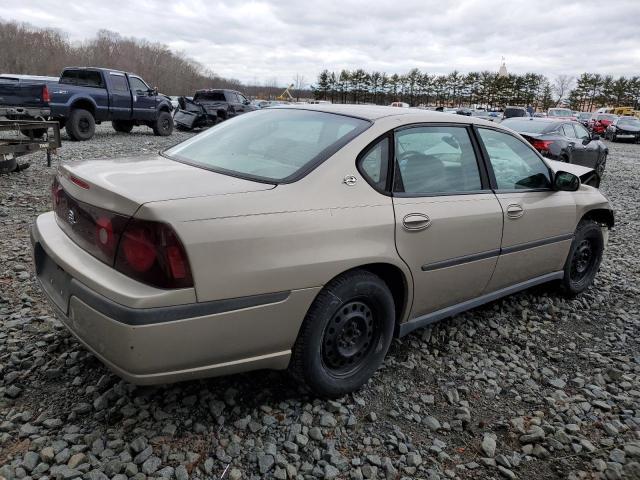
506 204 524 219
402 213 432 231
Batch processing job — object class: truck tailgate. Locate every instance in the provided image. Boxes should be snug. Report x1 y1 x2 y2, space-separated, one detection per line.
0 83 47 108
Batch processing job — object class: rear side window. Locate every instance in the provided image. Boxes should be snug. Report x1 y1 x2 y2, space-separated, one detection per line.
358 138 389 190
561 124 577 138
393 126 482 195
109 74 129 92
478 128 550 190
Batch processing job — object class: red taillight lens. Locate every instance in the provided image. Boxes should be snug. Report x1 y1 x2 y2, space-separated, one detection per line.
115 219 193 289
530 139 554 152
42 85 51 103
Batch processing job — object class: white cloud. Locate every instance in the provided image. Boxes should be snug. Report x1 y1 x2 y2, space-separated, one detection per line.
1 0 638 85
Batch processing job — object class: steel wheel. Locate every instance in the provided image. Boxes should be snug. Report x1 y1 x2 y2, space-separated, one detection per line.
78 117 91 134
570 238 596 283
321 300 380 377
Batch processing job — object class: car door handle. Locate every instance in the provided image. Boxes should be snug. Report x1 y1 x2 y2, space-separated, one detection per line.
402 213 432 231
506 204 524 219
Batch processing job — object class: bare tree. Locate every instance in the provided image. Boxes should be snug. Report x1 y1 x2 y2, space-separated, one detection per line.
552 75 574 106
293 73 306 101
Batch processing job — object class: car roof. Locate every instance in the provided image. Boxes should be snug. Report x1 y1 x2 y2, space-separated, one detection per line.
271 104 512 127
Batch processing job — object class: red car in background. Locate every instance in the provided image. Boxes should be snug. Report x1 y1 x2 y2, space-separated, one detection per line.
590 113 618 134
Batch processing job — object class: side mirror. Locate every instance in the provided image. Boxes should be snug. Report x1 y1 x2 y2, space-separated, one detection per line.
553 171 580 191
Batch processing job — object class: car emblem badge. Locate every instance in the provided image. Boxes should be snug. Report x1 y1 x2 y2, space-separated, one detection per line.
343 175 357 186
67 209 77 225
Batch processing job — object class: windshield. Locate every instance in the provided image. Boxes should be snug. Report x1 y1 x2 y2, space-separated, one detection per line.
164 109 370 182
578 113 592 119
548 109 572 117
501 119 550 133
597 114 617 121
618 118 640 127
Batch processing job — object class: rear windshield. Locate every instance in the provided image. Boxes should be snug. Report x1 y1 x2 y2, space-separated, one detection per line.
504 108 526 118
194 91 226 102
501 119 550 133
548 109 572 117
618 118 640 127
164 109 370 182
578 112 592 119
60 70 104 88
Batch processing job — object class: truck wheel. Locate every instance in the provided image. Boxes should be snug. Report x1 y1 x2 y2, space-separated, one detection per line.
152 111 173 136
112 120 134 133
66 108 95 141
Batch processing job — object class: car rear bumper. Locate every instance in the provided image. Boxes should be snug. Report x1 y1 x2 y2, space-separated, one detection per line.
0 106 51 118
31 212 320 385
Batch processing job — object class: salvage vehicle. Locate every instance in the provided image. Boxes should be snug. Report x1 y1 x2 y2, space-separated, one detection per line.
502 106 527 119
0 67 174 140
605 116 640 142
32 105 613 397
547 108 575 120
174 89 255 131
577 112 593 127
590 113 618 135
501 117 607 180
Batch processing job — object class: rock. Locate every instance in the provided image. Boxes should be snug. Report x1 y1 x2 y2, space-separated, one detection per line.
258 453 274 474
141 456 161 475
22 451 40 472
481 434 497 457
320 413 337 427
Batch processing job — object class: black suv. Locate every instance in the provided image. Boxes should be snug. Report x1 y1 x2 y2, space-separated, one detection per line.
174 89 256 130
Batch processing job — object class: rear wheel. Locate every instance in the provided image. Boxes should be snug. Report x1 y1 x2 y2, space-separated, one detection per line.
66 108 95 141
560 219 604 296
290 270 395 397
112 120 134 133
152 111 173 136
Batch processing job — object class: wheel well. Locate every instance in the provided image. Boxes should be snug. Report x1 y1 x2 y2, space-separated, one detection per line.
351 263 409 325
70 100 95 117
581 208 614 228
159 106 170 113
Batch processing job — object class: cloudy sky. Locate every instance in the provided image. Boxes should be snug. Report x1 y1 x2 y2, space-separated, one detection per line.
1 0 639 85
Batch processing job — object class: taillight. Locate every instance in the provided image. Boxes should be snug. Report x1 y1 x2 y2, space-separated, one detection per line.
42 85 51 103
530 139 554 152
51 176 63 208
115 219 193 289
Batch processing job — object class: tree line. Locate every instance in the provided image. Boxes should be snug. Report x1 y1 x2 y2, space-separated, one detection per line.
312 69 640 111
0 21 243 95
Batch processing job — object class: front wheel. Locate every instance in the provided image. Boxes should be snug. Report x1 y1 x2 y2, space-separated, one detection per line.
290 270 395 397
560 219 605 296
595 152 607 179
152 111 173 136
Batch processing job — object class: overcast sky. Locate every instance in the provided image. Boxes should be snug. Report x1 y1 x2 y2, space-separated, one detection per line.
1 0 639 86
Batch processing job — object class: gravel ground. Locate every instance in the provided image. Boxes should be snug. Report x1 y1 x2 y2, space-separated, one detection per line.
1 125 639 480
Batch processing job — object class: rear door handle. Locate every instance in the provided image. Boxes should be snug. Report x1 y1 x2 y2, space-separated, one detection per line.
402 213 432 231
506 204 524 219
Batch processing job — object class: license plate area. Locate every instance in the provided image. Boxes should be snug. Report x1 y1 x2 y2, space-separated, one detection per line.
35 243 71 314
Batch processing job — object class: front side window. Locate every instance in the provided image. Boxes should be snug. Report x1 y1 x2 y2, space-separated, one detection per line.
393 126 482 194
358 138 389 190
477 128 551 190
164 109 370 182
129 77 149 93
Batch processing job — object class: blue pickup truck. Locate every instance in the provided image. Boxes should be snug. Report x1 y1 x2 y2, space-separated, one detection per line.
0 67 173 140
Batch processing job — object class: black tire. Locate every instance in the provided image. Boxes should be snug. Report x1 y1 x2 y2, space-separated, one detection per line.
611 133 617 142
152 111 173 136
112 120 134 133
560 220 604 296
595 152 607 179
65 108 95 141
290 270 395 397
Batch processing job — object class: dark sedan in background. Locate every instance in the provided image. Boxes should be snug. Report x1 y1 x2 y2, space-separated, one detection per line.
605 116 640 142
501 117 608 180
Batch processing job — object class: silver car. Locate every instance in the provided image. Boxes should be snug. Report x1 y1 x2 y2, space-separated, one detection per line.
32 105 613 397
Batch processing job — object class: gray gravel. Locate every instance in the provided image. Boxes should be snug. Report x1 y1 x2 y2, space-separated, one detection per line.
1 124 639 479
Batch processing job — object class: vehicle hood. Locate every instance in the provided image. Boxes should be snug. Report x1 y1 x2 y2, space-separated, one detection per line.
545 158 597 185
58 154 274 216
617 125 640 132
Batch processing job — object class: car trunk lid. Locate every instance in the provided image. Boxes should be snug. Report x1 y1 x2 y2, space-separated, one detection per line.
58 154 275 216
